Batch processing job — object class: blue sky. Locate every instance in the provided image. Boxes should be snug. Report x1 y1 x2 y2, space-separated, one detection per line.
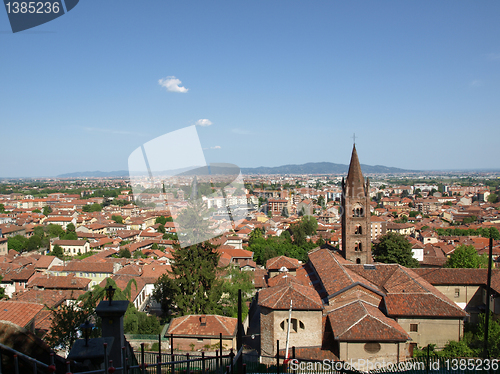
1 1 499 177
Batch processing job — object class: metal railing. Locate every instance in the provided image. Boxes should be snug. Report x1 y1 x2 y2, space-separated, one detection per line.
0 340 241 374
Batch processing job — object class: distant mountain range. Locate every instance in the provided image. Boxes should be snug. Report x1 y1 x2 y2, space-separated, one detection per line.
241 162 417 175
57 162 418 178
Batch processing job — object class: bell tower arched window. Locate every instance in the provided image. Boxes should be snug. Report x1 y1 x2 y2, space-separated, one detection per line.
354 242 362 252
352 205 364 217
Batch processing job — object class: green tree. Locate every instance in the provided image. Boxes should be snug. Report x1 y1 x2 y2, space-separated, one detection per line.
488 193 498 204
0 276 5 299
157 224 166 234
42 206 52 216
82 203 102 212
26 235 42 251
373 232 419 268
117 248 131 258
153 241 223 318
50 244 64 259
0 204 5 213
47 224 64 238
155 216 167 225
112 215 124 224
219 265 254 318
249 228 263 244
8 235 28 252
445 244 486 268
45 287 103 350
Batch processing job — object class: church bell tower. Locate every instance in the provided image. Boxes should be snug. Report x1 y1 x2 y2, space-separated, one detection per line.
341 145 372 264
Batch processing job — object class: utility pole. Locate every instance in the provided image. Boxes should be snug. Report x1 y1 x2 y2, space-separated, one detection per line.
483 235 493 359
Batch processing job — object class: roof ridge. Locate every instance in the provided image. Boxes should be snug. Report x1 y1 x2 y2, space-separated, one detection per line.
214 315 232 335
287 283 321 307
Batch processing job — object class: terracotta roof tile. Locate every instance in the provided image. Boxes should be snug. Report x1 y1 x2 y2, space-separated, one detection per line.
0 301 44 328
266 256 300 271
327 300 409 342
167 315 237 338
258 282 322 310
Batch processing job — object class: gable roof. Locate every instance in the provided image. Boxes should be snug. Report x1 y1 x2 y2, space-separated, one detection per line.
266 256 300 271
258 282 323 310
167 315 237 338
0 301 44 329
327 300 409 342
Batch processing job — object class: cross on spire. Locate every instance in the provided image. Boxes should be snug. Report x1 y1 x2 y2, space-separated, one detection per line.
352 133 357 145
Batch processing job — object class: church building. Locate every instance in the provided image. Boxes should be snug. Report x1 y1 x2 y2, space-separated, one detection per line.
341 145 372 264
257 145 467 368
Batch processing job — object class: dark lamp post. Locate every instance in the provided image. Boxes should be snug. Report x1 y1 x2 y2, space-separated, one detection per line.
106 285 115 306
80 320 94 347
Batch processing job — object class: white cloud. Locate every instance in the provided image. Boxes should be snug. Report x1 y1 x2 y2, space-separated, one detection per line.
196 119 213 127
158 76 189 93
203 145 222 150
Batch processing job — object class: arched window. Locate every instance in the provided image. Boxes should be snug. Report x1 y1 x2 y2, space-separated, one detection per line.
355 225 362 235
280 318 305 333
354 242 362 252
352 205 365 217
356 258 361 264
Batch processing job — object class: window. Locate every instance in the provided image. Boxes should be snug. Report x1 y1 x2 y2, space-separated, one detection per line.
355 225 362 235
364 342 381 354
454 288 460 298
355 242 362 252
280 318 304 333
197 338 203 342
410 324 418 332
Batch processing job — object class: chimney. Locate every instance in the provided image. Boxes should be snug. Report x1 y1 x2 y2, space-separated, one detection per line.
200 316 207 326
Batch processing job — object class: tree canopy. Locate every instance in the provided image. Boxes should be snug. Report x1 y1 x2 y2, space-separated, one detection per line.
445 244 488 268
46 278 160 350
372 232 419 268
153 241 222 318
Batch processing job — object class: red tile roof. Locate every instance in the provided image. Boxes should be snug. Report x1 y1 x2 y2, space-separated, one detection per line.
28 274 91 290
258 282 323 310
327 300 409 342
167 315 237 338
0 301 44 328
266 256 300 271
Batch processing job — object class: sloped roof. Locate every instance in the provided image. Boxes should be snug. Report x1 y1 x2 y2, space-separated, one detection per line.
12 288 83 308
258 282 323 310
308 248 380 298
167 315 237 338
28 273 90 290
266 256 300 271
384 293 467 318
344 145 366 197
0 301 44 328
327 300 409 342
412 268 490 286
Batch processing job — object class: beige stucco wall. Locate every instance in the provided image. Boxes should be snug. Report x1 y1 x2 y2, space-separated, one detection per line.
434 285 482 308
260 307 322 360
339 341 408 370
397 318 463 348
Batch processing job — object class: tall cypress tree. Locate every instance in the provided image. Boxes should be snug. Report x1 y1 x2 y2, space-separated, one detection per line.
153 241 223 318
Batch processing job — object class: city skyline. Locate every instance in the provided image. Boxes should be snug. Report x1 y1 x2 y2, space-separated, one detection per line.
1 1 500 177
